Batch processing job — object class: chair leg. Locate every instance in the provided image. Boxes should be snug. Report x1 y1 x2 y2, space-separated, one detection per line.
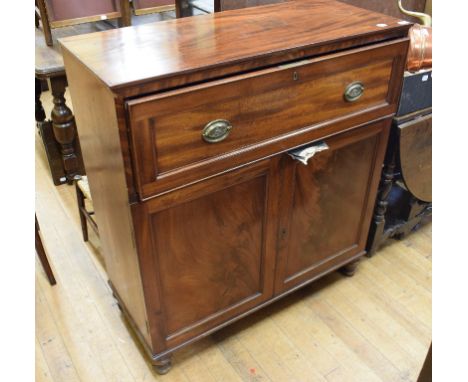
119 0 132 26
35 216 56 286
75 183 89 242
36 0 53 46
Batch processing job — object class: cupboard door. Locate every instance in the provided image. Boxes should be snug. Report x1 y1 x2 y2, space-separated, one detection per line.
132 159 280 351
274 120 390 294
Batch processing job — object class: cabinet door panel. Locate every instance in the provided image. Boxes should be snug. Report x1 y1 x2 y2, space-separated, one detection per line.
155 175 265 334
275 121 389 293
133 159 279 350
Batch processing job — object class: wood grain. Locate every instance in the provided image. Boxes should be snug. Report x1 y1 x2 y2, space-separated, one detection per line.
155 176 266 334
132 158 281 351
275 119 390 293
59 0 411 97
127 40 406 197
215 0 427 22
61 49 152 348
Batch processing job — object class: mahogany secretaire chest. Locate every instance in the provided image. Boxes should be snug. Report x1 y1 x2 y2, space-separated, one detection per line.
61 0 411 373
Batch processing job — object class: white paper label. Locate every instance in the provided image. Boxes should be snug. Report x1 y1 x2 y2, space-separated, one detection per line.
422 74 429 82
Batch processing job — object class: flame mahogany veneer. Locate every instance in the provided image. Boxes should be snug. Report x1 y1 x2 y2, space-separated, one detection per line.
61 0 410 373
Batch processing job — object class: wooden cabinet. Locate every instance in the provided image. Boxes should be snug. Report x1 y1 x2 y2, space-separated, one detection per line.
61 0 410 373
132 159 280 350
275 121 388 294
132 120 389 355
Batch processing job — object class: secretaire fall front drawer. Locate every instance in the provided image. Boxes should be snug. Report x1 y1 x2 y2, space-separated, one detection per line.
126 39 408 198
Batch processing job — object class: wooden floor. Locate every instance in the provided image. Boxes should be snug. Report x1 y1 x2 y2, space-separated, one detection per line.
36 90 432 382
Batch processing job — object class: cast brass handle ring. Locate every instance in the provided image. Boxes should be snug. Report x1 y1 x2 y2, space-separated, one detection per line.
202 119 232 143
344 81 364 102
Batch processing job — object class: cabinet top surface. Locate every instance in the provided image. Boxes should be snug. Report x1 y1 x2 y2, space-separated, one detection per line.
60 0 410 94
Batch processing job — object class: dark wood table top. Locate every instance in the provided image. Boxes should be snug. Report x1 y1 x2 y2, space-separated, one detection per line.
36 12 175 79
35 22 116 78
60 0 411 97
35 27 66 78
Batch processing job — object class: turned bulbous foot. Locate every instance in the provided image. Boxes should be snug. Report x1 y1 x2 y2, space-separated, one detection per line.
153 356 172 375
340 260 359 277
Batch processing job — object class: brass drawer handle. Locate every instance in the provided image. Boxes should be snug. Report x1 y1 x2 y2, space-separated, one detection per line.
288 141 329 165
344 81 364 102
202 119 232 143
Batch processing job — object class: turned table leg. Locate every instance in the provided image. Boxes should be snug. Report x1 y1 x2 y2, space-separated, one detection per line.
176 0 196 17
35 78 46 127
153 355 172 375
49 76 79 185
36 0 53 46
339 259 360 277
119 0 132 26
366 140 397 257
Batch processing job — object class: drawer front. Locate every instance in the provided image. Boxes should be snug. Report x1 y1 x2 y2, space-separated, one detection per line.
127 39 407 198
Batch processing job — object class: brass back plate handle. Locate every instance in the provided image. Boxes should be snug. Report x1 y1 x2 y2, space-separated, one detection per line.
202 119 232 143
344 81 364 102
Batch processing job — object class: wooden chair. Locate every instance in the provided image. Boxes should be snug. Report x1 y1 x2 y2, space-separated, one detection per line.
214 0 286 12
35 0 132 46
35 215 57 285
176 0 284 18
76 176 99 242
132 0 175 16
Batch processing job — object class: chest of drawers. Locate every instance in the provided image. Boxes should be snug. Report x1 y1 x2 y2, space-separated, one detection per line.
61 0 410 373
